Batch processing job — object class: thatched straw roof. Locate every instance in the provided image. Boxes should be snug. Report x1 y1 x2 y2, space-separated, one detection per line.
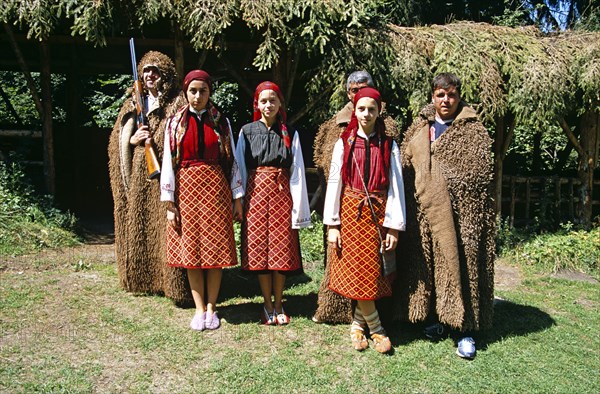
382 22 599 126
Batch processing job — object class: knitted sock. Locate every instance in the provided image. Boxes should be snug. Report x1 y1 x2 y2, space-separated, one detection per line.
364 309 383 334
352 304 367 328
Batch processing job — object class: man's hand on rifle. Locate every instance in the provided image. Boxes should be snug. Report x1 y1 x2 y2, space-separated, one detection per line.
130 125 151 146
166 202 181 233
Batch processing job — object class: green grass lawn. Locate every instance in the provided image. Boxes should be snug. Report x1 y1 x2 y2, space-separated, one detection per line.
1 240 599 393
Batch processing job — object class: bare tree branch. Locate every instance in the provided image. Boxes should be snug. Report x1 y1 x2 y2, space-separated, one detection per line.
3 23 44 118
559 117 586 158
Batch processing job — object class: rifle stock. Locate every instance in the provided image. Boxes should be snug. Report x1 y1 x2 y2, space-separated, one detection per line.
130 39 161 180
144 139 161 179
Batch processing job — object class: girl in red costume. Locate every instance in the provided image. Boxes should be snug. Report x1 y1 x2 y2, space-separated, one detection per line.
323 87 405 353
236 81 311 325
160 70 244 331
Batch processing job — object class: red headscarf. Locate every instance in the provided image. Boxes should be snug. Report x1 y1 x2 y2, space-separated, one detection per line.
183 70 212 93
340 87 391 187
354 87 382 111
253 81 290 148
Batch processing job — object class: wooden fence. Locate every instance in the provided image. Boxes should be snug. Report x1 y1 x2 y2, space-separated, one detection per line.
307 170 600 227
501 175 600 227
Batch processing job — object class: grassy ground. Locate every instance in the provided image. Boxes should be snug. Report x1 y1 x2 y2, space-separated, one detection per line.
1 239 599 393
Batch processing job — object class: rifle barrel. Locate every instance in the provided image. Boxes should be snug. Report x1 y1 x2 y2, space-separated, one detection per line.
129 38 138 81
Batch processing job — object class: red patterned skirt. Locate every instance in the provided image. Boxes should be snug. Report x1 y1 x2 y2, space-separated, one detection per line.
328 187 392 300
166 163 237 269
241 167 301 272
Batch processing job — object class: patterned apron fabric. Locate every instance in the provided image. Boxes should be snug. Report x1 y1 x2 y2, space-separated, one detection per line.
166 163 237 268
241 167 301 271
328 188 392 300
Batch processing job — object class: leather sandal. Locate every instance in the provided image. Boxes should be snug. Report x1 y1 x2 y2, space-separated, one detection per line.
275 307 290 325
350 324 369 351
261 306 276 325
370 330 392 354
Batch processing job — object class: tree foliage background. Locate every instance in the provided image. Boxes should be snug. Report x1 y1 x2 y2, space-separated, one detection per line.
1 0 598 178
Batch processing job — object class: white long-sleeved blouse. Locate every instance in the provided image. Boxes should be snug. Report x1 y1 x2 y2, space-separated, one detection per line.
235 127 311 229
322 130 406 231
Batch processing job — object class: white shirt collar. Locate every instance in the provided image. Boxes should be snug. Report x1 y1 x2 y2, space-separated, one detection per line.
435 114 454 125
189 107 207 116
357 129 377 139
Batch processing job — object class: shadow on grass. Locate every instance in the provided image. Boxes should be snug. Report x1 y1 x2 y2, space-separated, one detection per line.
380 298 556 348
216 266 317 324
477 298 555 350
220 266 313 300
219 293 319 325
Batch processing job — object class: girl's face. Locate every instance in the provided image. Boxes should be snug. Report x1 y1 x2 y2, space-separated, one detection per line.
257 89 281 124
186 80 210 111
355 97 379 132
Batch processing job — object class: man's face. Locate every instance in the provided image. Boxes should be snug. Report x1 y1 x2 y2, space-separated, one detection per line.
142 66 161 93
347 82 369 102
432 86 460 120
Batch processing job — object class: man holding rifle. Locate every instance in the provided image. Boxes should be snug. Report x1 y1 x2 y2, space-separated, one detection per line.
108 49 191 305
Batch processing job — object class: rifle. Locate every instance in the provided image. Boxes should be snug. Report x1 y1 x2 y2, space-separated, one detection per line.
129 38 161 180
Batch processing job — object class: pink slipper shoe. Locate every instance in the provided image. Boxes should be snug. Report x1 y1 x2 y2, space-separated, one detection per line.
205 311 221 330
190 312 206 331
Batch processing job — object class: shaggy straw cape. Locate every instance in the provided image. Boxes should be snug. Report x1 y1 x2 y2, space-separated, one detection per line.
108 51 192 305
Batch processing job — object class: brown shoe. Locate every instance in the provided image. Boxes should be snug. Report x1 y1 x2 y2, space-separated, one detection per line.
350 324 369 351
371 330 392 354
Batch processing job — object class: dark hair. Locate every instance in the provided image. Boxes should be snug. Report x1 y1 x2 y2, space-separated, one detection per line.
431 73 461 95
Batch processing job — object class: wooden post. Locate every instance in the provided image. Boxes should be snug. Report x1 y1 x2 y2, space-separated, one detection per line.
559 113 599 228
509 176 516 227
555 176 561 225
525 178 531 223
174 24 184 84
568 178 575 220
577 109 600 228
493 113 515 217
66 44 80 208
40 40 55 195
540 177 547 224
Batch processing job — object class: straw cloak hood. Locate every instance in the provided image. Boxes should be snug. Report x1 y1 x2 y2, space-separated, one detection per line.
108 51 191 304
393 103 496 331
312 101 400 324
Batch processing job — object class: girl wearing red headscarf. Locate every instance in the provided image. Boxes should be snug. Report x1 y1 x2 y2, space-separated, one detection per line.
160 70 244 331
322 87 406 353
235 81 311 325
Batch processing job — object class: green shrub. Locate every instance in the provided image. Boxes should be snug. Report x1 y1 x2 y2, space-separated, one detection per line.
502 222 600 279
299 212 325 263
0 161 80 256
496 216 534 253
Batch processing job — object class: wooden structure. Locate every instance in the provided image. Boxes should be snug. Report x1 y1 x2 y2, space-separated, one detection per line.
1 20 598 227
0 28 314 218
502 175 600 227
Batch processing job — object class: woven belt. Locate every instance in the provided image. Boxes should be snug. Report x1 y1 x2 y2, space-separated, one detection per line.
251 166 289 191
344 187 385 221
